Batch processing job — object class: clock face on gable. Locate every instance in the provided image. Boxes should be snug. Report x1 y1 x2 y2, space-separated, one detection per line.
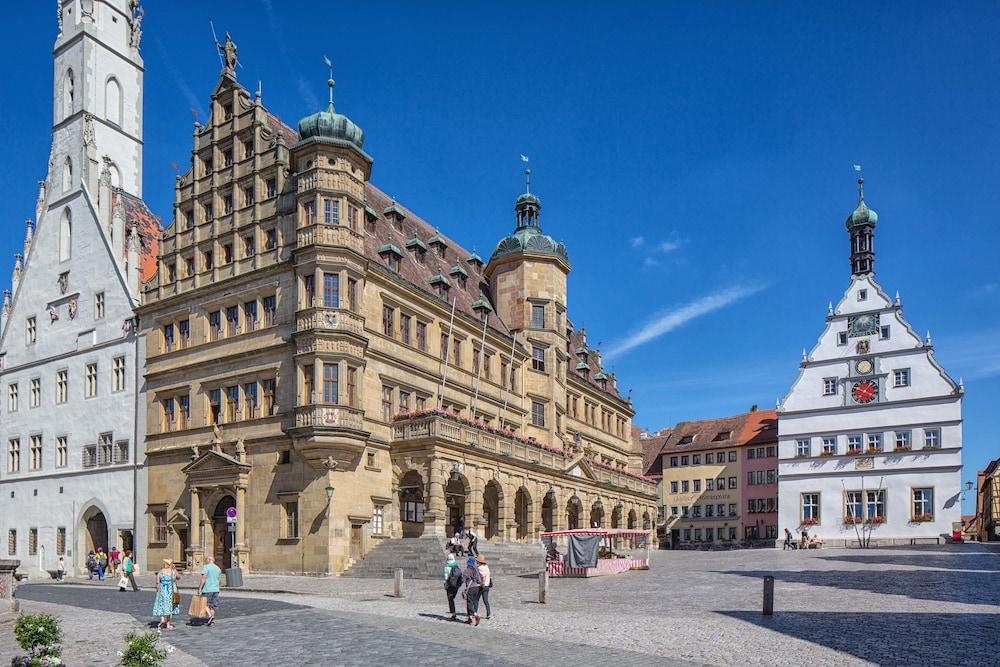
852 380 878 404
848 313 880 338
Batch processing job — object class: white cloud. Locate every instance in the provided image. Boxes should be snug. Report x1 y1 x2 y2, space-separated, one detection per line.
659 240 682 253
603 283 768 360
642 257 659 268
630 236 645 248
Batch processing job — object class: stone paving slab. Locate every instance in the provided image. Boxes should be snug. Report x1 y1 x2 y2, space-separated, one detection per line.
4 544 998 666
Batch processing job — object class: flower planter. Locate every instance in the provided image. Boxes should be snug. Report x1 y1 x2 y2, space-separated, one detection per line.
864 516 886 525
842 517 863 525
894 446 912 452
800 518 818 526
820 451 835 457
912 514 934 523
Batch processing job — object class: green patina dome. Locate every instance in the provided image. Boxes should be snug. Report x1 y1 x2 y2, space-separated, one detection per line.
846 179 877 229
298 103 364 150
489 190 569 265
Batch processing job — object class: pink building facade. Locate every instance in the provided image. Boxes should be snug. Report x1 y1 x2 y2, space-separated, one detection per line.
739 409 779 541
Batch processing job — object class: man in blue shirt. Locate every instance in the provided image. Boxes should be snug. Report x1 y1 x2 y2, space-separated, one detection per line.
198 555 223 626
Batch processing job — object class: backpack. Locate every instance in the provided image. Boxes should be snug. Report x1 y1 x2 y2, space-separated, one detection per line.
446 565 462 589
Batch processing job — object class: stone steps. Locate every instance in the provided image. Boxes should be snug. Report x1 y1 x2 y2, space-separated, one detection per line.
342 537 545 579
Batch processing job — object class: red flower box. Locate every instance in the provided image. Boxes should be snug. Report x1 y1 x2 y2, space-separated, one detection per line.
865 515 886 525
894 445 912 452
912 513 934 522
800 517 818 526
843 516 863 525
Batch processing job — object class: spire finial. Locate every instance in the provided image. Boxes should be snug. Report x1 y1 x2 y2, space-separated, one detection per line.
521 154 530 193
854 163 864 203
323 56 335 111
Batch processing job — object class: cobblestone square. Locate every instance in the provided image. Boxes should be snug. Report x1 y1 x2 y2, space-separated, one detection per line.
2 544 997 666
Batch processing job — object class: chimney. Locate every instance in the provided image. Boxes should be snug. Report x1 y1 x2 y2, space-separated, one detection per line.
98 156 112 230
112 188 126 270
127 224 140 297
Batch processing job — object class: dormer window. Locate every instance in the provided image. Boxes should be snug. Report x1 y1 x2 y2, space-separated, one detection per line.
466 253 484 273
678 435 694 445
429 234 447 259
713 431 731 441
449 265 468 289
429 273 451 299
384 202 406 231
405 237 427 264
858 289 868 301
364 203 378 233
379 243 403 273
471 297 492 318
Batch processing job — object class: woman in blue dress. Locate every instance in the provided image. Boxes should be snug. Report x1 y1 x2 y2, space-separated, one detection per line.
152 559 181 629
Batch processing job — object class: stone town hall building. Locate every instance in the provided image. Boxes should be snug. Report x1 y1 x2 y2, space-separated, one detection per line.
1 0 158 576
139 39 656 573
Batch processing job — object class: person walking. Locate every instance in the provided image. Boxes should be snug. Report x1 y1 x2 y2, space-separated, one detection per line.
442 552 463 621
466 530 479 557
121 550 140 592
85 551 97 580
198 555 223 627
109 546 121 577
783 528 794 550
96 547 107 581
56 557 65 582
462 556 483 626
152 559 180 629
476 554 492 620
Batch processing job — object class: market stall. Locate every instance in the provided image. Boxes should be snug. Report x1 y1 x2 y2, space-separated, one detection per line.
541 528 651 577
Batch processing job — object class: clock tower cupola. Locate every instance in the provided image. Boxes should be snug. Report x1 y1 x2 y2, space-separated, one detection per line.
846 175 878 276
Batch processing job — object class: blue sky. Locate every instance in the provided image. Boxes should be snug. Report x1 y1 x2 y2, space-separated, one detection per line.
1 2 997 513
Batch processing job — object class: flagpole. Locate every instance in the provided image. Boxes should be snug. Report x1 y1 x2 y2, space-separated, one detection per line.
499 331 518 429
470 312 489 419
437 298 457 409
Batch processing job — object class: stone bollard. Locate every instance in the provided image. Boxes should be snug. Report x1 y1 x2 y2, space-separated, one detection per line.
0 560 20 612
763 575 774 616
393 568 404 598
538 570 548 604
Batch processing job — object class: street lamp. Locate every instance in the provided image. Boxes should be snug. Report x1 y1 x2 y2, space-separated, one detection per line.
325 484 335 505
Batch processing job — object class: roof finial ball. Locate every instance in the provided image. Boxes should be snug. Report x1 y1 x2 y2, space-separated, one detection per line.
324 55 335 111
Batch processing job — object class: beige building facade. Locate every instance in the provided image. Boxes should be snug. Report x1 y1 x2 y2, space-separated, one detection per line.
138 47 656 574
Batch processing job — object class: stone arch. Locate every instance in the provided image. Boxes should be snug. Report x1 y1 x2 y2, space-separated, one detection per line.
210 495 236 569
62 156 72 192
483 479 503 540
611 503 624 529
79 499 112 557
109 162 121 189
541 489 557 532
590 499 605 528
59 208 72 261
566 495 582 530
514 486 533 540
63 69 74 119
642 510 651 530
105 76 122 126
627 508 638 529
398 469 426 538
444 469 470 536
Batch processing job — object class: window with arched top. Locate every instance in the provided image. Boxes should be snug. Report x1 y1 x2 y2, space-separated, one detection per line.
105 77 122 126
60 209 72 262
109 164 121 189
63 69 75 119
62 157 73 192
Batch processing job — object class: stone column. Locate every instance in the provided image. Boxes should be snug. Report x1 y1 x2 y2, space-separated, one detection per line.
187 487 204 570
234 486 249 570
468 471 485 533
0 560 19 611
425 462 446 538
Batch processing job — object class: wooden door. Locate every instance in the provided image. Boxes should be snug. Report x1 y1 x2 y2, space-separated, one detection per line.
349 524 361 561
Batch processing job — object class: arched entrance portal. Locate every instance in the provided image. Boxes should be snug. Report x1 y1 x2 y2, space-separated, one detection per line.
627 509 638 529
445 475 468 537
541 491 556 532
514 487 532 540
399 470 425 538
642 511 651 530
567 496 581 530
212 496 236 569
84 507 109 554
590 500 605 528
483 480 502 540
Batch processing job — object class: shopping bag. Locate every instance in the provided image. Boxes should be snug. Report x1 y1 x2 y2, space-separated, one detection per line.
117 575 129 588
188 594 209 618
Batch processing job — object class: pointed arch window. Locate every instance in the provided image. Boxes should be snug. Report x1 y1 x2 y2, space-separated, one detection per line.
59 209 72 262
105 77 122 127
63 69 74 119
62 157 73 193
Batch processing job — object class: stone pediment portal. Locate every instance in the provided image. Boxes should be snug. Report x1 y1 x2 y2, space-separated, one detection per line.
565 454 597 480
182 446 251 488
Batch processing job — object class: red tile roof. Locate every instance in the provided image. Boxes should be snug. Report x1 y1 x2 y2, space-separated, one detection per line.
657 412 751 455
738 409 778 447
641 430 672 478
118 192 161 284
567 328 623 400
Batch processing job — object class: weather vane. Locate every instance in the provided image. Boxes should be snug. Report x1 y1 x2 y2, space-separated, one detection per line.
521 154 530 193
323 56 335 109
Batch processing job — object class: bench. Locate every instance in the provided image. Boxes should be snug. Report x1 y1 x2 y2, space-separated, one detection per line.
910 537 941 546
